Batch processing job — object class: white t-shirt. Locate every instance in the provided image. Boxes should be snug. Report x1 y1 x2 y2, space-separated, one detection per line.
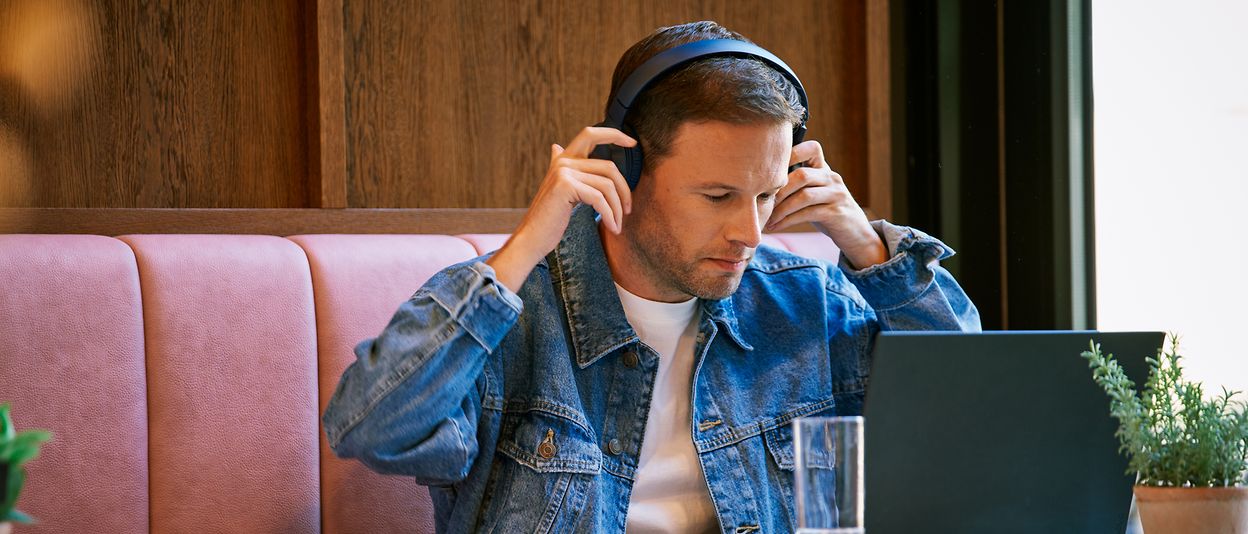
615 283 718 534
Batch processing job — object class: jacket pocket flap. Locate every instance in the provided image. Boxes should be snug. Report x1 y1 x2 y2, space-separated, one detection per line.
498 409 602 474
765 420 837 471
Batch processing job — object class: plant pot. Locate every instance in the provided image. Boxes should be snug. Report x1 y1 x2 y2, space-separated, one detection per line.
1135 485 1248 534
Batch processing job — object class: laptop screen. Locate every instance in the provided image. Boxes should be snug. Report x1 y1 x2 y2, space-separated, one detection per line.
862 331 1163 533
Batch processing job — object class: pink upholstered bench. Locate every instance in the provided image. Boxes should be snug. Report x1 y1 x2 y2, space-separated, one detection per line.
0 232 838 533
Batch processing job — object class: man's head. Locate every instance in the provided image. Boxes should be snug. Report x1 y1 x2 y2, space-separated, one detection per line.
602 21 806 302
606 21 806 175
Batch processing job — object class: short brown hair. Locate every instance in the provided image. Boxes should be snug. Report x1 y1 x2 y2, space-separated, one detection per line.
607 21 805 173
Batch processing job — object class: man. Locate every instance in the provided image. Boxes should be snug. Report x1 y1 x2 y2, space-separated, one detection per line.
323 21 980 533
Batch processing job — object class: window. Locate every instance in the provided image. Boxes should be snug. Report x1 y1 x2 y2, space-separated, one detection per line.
1093 1 1248 392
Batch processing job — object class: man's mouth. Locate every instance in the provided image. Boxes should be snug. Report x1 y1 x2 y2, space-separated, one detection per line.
706 256 750 271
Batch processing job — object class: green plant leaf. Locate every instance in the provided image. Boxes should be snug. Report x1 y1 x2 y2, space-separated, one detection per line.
8 445 39 466
13 430 51 445
3 465 24 518
0 404 13 442
6 431 52 466
4 507 35 524
1084 334 1248 487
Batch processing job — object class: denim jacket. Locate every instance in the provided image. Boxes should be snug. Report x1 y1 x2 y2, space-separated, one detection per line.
322 206 981 533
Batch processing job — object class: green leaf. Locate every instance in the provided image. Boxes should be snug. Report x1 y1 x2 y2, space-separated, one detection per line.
7 431 51 466
1086 334 1248 486
7 445 39 466
13 431 51 446
0 404 13 442
4 507 35 524
3 465 24 517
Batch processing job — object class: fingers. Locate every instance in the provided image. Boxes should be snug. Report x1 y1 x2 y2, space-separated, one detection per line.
564 126 637 158
554 156 632 214
768 185 828 230
777 165 834 207
583 172 625 233
567 174 623 234
767 203 827 233
790 140 826 168
535 126 636 236
768 179 859 232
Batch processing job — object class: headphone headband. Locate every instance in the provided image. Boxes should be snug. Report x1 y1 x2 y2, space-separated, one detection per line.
593 38 810 190
606 38 809 131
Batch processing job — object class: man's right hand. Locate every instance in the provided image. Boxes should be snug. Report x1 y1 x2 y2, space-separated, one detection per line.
485 127 637 293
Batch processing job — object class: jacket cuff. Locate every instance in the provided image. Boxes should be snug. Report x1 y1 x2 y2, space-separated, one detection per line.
839 220 956 310
427 261 523 351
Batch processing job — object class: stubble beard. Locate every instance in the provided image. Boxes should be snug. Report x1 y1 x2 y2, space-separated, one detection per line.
626 206 744 301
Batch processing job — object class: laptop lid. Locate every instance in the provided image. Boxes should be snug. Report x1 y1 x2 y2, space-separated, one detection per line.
862 331 1164 533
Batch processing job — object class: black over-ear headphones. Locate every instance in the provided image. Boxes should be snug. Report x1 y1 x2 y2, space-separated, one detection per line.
590 38 810 190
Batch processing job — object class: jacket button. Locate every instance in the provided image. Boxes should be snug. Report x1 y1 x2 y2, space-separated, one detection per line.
607 438 623 455
622 351 639 368
538 441 557 459
538 429 557 459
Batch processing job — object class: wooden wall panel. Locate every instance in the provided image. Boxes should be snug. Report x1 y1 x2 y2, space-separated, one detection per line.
0 0 309 208
0 0 888 217
343 0 871 209
306 0 348 208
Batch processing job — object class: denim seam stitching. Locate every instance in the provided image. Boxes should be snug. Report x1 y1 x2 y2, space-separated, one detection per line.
447 415 471 479
825 278 869 313
427 266 482 317
602 461 634 481
536 471 574 534
500 400 596 435
745 260 822 275
325 320 460 448
870 272 934 313
694 397 836 452
841 248 911 279
475 264 523 316
497 439 601 473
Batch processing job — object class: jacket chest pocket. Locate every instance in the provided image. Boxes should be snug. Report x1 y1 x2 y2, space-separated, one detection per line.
764 417 842 530
481 409 602 533
765 421 837 472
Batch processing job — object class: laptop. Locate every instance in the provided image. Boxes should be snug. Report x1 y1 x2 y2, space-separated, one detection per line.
862 331 1164 533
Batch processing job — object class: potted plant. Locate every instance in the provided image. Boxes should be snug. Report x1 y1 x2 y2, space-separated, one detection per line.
1 404 51 534
1083 335 1248 533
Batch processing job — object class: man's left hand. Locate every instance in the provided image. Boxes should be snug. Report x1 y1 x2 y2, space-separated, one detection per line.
766 140 889 270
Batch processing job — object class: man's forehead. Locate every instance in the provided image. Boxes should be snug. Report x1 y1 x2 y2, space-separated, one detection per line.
691 176 787 191
664 122 790 178
669 119 792 147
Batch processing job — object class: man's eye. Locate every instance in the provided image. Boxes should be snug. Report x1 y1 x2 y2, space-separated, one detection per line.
758 193 773 202
705 194 730 202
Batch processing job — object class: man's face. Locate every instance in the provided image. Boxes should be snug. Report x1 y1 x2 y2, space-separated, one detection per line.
622 120 792 301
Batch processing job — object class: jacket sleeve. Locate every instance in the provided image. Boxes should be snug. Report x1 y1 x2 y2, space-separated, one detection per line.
321 259 522 485
840 220 982 332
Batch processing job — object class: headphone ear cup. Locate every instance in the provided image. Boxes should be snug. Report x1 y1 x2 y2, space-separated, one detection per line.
590 144 638 191
620 142 644 190
617 124 644 190
588 122 644 190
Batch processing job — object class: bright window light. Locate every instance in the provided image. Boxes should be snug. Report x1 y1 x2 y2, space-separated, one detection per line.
1093 0 1248 393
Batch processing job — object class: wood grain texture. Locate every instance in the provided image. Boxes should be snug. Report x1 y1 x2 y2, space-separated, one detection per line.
0 207 528 235
0 207 822 236
866 0 893 221
0 0 310 208
342 0 871 209
306 0 348 208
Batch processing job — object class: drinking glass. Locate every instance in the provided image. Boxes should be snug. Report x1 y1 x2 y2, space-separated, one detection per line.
793 416 864 534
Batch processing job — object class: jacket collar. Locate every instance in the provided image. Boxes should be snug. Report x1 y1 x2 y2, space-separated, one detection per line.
550 206 752 369
701 296 754 352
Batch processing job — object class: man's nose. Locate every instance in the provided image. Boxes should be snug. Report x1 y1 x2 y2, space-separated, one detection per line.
725 204 763 249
